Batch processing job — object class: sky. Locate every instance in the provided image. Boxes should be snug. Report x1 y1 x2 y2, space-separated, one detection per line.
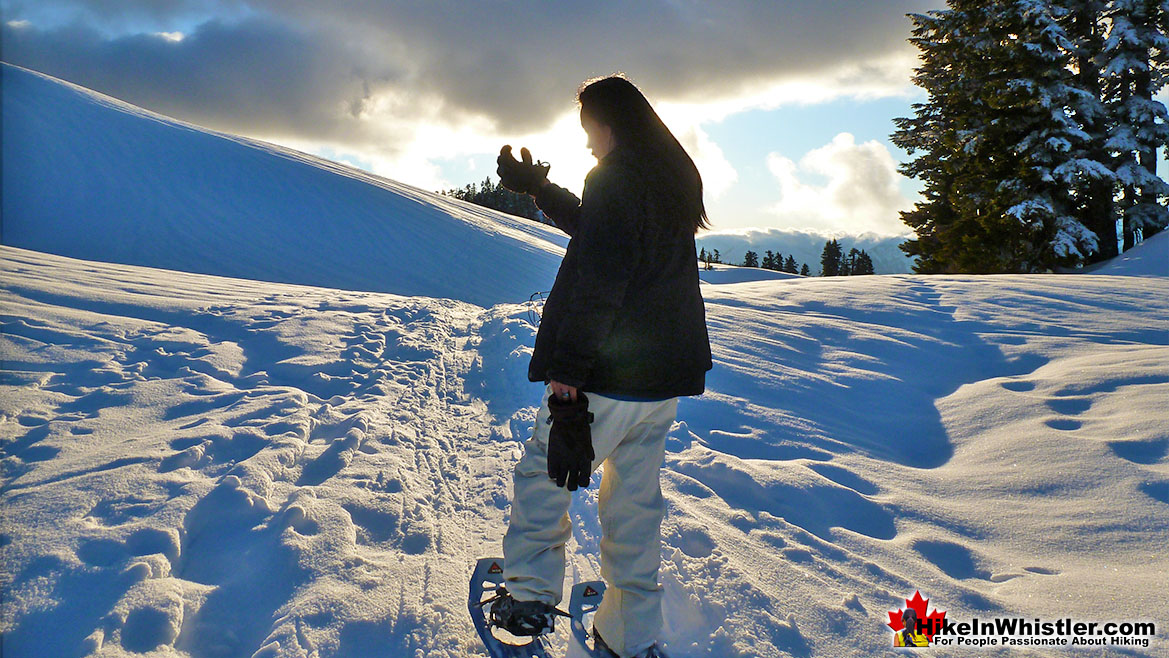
2 0 1160 238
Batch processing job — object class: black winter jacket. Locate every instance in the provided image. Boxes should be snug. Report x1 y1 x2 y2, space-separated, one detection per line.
528 146 712 398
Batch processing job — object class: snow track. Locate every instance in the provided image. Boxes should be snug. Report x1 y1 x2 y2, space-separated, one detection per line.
4 245 1168 657
1 248 525 657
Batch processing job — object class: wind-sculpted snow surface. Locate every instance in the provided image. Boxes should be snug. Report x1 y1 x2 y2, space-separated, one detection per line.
3 245 1167 657
1 63 566 308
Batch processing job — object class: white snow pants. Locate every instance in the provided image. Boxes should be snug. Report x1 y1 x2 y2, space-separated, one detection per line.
503 385 677 658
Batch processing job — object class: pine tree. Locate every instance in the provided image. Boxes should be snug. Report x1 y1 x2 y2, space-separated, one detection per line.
699 247 708 263
783 255 799 274
800 263 811 276
842 248 859 276
700 247 714 270
1006 0 1103 267
820 239 843 276
968 0 1097 269
1101 0 1169 250
712 249 722 264
1062 0 1119 260
854 250 876 275
441 177 544 222
894 1 1105 272
893 7 975 273
742 250 760 268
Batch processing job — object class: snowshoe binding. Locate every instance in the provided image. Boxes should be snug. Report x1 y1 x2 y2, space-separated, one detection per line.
483 586 568 637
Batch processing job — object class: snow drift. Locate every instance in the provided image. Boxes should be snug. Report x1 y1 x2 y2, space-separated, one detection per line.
1085 229 1169 277
2 64 1168 658
1 63 566 308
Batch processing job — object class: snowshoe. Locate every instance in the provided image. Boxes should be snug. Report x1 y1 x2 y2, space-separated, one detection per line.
470 557 562 658
570 580 670 658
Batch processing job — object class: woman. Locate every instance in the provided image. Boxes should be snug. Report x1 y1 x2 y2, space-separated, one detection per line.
492 75 712 658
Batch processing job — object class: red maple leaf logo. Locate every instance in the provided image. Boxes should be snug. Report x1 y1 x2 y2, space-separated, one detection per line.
887 591 946 641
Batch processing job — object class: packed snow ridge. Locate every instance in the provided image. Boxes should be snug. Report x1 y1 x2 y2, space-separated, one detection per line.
2 63 1168 658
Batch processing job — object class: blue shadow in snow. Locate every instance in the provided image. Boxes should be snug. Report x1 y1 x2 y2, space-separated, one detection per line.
682 280 1049 471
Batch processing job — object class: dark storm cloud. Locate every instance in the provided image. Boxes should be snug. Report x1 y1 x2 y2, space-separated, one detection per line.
1 0 935 146
1 16 406 144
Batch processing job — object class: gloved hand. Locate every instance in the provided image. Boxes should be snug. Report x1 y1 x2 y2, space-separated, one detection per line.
497 145 550 195
547 392 594 491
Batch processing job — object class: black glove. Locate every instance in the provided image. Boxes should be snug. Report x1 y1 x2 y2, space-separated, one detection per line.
497 145 550 195
547 393 595 491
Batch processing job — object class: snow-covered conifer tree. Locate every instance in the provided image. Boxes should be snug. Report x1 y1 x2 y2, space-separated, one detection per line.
1101 0 1169 250
991 0 1102 268
895 0 1121 272
1059 1 1120 259
894 6 969 273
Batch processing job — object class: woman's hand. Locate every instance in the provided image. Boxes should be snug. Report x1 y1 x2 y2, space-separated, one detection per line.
549 380 578 403
497 145 550 195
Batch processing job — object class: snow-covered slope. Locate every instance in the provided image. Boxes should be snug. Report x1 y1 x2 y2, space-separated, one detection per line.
1086 229 1169 277
1 63 566 308
3 244 1167 658
698 263 802 285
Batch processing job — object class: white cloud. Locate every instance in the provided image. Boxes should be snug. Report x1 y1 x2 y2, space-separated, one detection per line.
289 57 913 203
3 2 930 161
2 4 931 208
658 51 919 125
766 133 914 236
669 122 738 200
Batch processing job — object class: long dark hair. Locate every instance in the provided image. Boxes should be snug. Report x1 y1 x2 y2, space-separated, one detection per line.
577 75 710 233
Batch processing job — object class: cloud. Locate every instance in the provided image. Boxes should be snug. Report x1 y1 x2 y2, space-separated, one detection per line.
766 133 914 236
1 1 933 193
2 1 931 133
672 123 738 201
1 17 412 141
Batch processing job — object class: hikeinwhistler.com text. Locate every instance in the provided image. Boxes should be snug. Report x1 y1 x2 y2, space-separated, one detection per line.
922 617 1157 649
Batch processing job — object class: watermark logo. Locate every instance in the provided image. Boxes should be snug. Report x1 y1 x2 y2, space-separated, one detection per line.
887 591 946 648
884 591 1157 649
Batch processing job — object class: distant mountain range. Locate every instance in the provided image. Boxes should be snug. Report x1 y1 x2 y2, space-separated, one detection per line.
696 227 916 275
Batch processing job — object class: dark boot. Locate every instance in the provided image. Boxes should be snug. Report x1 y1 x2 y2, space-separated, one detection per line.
593 626 664 657
487 587 561 636
592 627 619 657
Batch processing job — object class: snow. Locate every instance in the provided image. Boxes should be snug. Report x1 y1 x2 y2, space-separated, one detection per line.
3 65 1169 658
698 264 801 285
1084 228 1169 277
1 63 566 309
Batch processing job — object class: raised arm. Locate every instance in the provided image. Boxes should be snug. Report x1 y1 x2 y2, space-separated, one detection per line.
531 180 583 237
